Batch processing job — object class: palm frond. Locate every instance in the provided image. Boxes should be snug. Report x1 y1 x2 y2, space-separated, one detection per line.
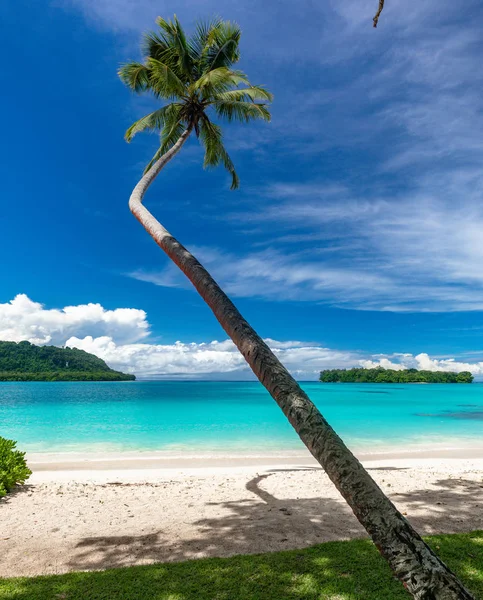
143 27 189 82
146 58 186 99
187 17 223 63
200 21 241 72
118 62 150 93
172 15 193 76
154 16 193 80
199 117 239 189
140 104 186 173
213 85 273 103
214 100 271 123
159 103 186 154
141 30 170 60
155 16 179 38
143 146 163 175
160 121 185 155
192 67 249 97
124 104 182 142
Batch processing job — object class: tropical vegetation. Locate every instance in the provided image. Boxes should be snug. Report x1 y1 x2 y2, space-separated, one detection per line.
0 341 134 381
320 367 474 384
0 532 481 599
119 16 473 598
0 436 31 497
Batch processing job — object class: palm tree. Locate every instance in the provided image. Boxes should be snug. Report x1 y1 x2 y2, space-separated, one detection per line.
119 16 473 599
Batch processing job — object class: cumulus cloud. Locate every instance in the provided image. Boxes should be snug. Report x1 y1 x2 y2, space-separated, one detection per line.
66 335 483 379
66 336 246 376
0 294 359 378
65 335 359 379
0 294 149 346
361 353 483 375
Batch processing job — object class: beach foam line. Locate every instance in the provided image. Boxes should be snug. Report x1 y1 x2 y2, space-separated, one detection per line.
26 445 483 475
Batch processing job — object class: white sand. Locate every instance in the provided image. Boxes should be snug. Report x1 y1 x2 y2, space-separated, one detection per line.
2 450 483 577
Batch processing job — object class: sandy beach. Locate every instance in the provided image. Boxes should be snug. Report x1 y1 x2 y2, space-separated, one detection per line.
2 449 483 578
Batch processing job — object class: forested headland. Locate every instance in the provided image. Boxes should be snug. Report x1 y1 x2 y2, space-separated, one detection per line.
0 341 135 381
320 367 473 384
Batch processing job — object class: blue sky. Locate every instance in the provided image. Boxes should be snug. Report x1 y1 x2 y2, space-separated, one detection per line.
2 0 483 378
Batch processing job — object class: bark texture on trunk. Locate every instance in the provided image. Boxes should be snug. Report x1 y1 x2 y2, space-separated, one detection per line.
128 133 474 600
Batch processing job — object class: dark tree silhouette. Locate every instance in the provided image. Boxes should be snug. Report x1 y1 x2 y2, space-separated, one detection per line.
373 0 385 27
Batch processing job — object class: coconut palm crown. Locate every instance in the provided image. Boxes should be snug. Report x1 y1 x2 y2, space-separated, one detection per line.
119 16 273 189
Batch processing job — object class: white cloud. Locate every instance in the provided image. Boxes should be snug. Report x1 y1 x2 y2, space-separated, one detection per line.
66 334 360 378
360 358 407 371
0 294 149 346
128 246 395 305
55 0 158 32
2 294 483 378
57 0 350 62
66 336 246 376
0 294 358 378
66 335 483 379
175 154 478 312
127 225 483 312
362 353 483 375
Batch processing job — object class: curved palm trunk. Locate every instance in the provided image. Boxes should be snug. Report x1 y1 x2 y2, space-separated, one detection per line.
128 131 474 600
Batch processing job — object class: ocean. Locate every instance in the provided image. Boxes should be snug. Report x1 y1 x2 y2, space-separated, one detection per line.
0 381 482 455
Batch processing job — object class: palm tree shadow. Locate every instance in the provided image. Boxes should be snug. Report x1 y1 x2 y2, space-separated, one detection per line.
66 470 483 574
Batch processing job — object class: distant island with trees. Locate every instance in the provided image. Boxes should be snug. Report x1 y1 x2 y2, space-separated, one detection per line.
0 341 135 381
320 367 473 384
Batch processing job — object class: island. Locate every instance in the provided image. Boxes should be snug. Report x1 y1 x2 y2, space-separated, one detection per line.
320 367 473 384
0 341 135 381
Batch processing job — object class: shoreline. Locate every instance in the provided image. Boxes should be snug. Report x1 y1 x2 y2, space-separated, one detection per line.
26 445 483 482
26 440 483 466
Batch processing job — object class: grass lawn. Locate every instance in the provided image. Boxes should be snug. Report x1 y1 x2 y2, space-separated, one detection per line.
1 532 482 599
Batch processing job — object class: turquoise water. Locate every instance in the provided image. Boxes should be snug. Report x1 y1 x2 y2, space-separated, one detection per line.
0 381 482 454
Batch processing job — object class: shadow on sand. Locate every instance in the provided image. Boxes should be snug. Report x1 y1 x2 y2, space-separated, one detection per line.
64 468 483 572
0 483 35 505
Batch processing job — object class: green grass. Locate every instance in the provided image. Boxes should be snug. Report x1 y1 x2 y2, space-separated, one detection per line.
1 532 482 599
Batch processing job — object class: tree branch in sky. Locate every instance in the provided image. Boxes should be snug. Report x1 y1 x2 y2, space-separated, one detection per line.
373 0 385 27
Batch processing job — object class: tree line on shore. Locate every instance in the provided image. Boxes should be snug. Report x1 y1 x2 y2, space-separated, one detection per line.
0 371 134 382
0 341 134 381
320 367 474 383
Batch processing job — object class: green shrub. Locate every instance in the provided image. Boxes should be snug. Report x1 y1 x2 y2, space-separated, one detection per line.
0 436 31 497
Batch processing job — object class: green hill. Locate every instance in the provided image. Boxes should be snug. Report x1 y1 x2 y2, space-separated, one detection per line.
0 341 135 381
320 367 473 384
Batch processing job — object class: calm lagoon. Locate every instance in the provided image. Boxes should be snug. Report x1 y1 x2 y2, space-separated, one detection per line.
0 381 482 455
